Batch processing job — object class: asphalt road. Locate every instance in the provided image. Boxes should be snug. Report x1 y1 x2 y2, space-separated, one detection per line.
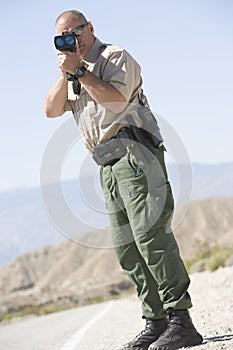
0 298 143 350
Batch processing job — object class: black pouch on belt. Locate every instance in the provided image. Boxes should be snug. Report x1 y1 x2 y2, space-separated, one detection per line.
93 137 127 166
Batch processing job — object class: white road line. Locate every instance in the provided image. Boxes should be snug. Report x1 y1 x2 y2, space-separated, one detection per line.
60 301 114 350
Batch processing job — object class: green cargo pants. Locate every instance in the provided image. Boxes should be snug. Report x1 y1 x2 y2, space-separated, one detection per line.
100 141 192 320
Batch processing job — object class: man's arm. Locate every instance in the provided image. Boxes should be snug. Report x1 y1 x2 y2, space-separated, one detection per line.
44 50 127 118
57 50 127 113
44 73 68 118
78 71 127 114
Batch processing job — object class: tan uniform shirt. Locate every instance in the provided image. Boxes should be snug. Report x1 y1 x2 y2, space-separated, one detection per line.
67 37 148 152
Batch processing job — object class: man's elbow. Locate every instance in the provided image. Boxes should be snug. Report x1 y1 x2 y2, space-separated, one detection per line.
44 106 64 118
44 110 58 118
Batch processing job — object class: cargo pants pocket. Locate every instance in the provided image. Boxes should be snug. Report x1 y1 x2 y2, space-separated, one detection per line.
119 180 174 236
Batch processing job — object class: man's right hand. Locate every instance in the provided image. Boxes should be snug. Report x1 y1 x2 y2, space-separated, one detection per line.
57 49 81 76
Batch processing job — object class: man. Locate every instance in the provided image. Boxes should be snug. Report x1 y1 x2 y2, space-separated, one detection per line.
44 10 203 350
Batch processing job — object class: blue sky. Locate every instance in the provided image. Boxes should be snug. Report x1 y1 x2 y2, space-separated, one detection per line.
0 0 232 191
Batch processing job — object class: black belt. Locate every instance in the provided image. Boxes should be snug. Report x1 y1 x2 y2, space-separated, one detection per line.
92 123 163 167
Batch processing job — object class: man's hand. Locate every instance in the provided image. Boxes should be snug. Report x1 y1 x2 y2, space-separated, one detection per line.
57 49 81 75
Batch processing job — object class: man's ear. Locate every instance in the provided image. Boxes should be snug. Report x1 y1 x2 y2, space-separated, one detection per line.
88 21 94 34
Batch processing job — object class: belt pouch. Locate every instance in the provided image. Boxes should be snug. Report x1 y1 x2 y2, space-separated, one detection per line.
93 138 127 166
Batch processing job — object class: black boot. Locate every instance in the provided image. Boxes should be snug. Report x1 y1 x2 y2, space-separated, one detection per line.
149 309 203 350
120 317 167 350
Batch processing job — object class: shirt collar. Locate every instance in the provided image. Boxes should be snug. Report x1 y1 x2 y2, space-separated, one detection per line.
83 37 107 64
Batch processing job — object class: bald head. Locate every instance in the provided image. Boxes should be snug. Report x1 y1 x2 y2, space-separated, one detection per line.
55 10 87 26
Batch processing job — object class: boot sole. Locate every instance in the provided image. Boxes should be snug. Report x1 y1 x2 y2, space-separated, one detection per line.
120 347 149 350
149 332 203 350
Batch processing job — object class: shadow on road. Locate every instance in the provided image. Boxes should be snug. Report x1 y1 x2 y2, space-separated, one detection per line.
204 333 233 343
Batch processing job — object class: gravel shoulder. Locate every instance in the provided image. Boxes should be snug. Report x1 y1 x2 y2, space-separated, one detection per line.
185 266 233 350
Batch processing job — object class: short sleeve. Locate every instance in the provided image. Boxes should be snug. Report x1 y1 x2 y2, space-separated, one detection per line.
64 100 72 111
101 48 141 103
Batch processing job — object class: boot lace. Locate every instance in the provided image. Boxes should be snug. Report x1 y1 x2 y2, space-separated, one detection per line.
133 323 152 341
159 314 182 339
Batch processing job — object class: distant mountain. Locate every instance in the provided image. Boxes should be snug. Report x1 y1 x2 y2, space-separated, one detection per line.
0 196 233 317
0 162 233 266
168 162 233 200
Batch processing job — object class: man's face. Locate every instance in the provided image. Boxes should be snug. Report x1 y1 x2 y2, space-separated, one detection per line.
56 15 95 58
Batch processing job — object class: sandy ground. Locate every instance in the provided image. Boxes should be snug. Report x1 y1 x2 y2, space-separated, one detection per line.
184 266 233 350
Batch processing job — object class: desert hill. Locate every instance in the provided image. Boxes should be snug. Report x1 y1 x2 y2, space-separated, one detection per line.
174 196 233 259
0 196 233 319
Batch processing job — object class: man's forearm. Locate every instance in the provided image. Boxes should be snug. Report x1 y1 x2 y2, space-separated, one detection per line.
78 71 127 114
44 74 68 118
